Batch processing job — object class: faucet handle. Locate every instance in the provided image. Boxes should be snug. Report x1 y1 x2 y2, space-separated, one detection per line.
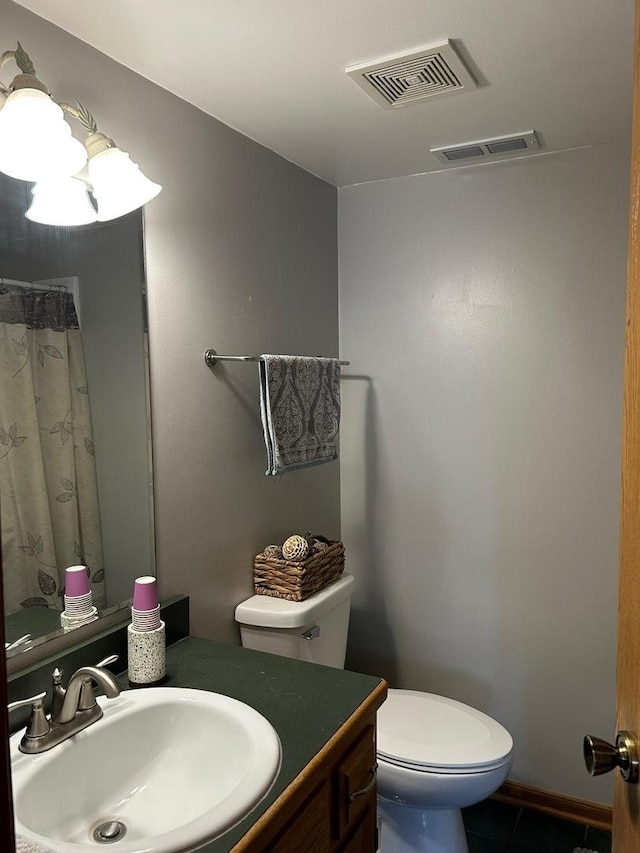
7 692 50 739
5 633 32 653
96 654 118 669
78 654 119 712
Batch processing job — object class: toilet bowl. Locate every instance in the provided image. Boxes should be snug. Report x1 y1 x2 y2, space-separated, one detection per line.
376 689 513 852
235 575 514 852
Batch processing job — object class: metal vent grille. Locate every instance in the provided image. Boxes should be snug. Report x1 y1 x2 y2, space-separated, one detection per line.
432 132 540 165
346 40 476 109
485 138 528 155
444 145 485 161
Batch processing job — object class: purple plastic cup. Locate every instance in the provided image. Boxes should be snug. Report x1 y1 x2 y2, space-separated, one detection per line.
132 576 159 612
65 565 90 597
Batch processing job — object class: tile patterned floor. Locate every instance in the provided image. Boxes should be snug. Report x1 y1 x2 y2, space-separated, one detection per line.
462 799 612 853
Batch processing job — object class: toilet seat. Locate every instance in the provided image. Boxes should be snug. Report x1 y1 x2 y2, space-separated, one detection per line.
377 689 513 775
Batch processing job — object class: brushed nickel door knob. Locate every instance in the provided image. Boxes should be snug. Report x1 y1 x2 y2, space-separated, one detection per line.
583 731 639 783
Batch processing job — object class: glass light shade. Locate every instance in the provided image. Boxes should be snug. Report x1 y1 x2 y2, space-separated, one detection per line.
26 177 98 226
88 147 161 221
0 88 87 181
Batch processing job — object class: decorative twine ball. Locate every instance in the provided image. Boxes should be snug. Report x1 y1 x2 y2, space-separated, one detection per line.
263 544 282 559
314 540 329 552
282 534 309 561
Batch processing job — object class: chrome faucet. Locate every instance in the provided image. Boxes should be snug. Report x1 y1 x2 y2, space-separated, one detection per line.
8 655 121 754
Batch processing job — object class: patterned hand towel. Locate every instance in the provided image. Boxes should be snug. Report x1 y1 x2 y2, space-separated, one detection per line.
259 355 340 476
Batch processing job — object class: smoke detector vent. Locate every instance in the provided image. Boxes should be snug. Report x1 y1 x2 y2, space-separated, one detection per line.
431 131 540 164
346 40 476 109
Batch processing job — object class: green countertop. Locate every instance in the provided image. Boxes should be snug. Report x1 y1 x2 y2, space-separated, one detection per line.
130 637 384 852
5 607 62 644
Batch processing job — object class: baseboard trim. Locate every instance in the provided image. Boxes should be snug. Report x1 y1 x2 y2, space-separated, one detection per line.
492 780 612 832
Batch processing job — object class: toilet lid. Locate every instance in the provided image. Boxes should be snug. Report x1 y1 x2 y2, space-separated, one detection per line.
377 689 513 773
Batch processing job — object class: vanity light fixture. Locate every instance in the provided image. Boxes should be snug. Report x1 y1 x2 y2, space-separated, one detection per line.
0 43 86 182
0 42 161 226
25 175 98 226
62 103 162 222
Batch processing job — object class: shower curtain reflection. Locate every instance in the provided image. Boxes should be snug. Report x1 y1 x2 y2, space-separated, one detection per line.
0 283 105 617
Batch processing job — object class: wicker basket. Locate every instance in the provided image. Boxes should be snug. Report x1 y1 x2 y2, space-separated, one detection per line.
254 540 345 601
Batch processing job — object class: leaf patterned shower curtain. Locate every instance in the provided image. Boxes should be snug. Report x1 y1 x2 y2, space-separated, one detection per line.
0 284 105 615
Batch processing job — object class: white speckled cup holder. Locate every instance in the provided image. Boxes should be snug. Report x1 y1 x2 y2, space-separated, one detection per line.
61 607 99 630
127 620 166 687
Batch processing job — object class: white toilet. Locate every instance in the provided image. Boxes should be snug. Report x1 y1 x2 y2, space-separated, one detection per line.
235 574 513 853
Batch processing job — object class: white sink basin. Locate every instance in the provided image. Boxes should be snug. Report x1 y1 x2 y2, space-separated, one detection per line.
10 687 281 853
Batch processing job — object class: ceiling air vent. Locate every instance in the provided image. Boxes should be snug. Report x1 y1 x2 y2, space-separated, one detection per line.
346 40 476 109
431 131 540 165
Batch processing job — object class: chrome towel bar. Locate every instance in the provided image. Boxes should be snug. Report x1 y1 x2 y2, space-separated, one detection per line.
204 349 350 367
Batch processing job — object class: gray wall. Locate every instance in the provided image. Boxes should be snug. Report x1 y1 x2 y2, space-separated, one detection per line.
339 144 629 802
3 0 340 643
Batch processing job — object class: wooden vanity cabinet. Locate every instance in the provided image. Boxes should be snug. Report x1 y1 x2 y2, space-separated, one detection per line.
234 681 387 853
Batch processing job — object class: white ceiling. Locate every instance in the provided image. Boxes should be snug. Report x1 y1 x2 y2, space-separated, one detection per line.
13 0 636 187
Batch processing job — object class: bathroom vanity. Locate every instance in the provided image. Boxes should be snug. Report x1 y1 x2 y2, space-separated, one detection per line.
233 706 380 851
159 638 387 853
7 621 386 852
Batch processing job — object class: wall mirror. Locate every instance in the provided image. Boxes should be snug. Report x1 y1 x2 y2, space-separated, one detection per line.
0 172 155 664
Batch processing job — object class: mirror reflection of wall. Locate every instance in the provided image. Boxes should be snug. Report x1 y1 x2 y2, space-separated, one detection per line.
0 172 154 649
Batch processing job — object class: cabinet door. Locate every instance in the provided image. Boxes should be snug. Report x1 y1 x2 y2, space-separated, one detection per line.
269 781 332 853
334 724 377 841
339 801 378 852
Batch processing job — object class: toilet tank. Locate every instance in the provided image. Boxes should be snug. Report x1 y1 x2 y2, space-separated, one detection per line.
235 573 355 669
